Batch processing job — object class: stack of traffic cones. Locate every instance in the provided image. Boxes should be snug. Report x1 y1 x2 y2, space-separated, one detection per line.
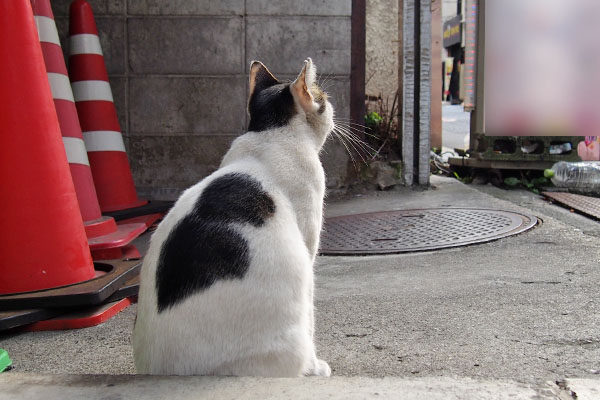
68 0 169 228
0 0 142 332
32 0 147 261
69 0 147 213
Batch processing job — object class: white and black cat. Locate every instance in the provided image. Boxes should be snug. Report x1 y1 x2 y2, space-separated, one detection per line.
132 58 333 377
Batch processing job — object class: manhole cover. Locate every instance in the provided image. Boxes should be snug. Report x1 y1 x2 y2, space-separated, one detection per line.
319 208 537 255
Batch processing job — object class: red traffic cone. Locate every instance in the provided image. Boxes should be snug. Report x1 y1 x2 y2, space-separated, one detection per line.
31 0 101 225
0 0 95 294
68 0 146 213
31 0 146 260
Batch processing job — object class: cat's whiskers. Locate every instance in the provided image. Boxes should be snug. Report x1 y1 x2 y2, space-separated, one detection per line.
331 127 361 163
333 121 376 150
318 73 334 91
332 118 370 129
334 126 377 160
333 118 379 140
331 121 379 167
335 123 375 138
332 129 358 168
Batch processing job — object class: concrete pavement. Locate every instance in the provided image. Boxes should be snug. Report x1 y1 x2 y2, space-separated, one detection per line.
1 176 599 398
3 374 600 400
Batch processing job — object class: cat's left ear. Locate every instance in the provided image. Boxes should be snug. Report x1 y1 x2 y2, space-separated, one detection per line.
249 61 279 98
290 58 319 114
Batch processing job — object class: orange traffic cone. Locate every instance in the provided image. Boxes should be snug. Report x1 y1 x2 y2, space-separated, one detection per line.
68 0 147 213
0 0 95 294
31 0 146 261
31 0 101 225
0 1 141 331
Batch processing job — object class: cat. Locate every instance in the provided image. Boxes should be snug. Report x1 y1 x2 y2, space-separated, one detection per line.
132 58 333 377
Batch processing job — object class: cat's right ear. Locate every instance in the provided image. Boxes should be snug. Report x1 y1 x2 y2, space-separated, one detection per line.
249 61 279 98
290 58 319 114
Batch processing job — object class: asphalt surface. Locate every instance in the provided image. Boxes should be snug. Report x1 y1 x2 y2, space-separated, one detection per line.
316 177 600 384
442 103 470 153
1 176 599 398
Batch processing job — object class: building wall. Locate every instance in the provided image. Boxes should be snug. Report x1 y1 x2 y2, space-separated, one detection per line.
52 0 352 199
441 0 459 59
365 0 398 102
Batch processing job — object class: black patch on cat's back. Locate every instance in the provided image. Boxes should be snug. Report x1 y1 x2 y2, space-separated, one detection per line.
248 83 296 132
155 173 276 312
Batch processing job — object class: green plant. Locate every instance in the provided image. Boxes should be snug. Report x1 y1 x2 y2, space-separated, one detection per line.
363 90 400 161
365 111 383 130
453 171 472 184
504 176 550 195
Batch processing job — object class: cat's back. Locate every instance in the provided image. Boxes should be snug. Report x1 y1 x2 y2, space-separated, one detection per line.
133 163 312 375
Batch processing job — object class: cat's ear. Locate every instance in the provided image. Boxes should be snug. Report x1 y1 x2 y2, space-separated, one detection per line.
290 58 319 114
249 61 279 98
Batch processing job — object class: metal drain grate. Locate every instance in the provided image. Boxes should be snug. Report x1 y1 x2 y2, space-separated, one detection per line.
542 192 600 220
319 208 537 255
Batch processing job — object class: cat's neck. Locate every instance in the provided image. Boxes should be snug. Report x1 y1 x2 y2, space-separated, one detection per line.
219 122 326 256
223 121 324 172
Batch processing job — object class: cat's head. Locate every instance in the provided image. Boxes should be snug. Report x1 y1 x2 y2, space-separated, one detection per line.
247 58 334 147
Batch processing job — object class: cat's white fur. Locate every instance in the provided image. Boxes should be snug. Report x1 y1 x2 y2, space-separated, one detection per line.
132 59 333 376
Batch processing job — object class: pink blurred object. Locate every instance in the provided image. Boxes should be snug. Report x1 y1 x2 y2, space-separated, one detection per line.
577 138 600 161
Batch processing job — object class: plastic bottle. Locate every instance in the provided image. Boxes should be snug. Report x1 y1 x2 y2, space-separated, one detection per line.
548 142 572 155
544 161 600 193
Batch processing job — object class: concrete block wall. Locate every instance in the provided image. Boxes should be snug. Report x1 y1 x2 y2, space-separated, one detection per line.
51 0 352 200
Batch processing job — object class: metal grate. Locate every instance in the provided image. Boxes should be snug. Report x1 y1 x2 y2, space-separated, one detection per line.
319 208 537 255
543 192 600 220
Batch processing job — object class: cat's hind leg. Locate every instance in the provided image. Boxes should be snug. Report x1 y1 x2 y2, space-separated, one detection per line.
304 275 330 376
303 352 331 377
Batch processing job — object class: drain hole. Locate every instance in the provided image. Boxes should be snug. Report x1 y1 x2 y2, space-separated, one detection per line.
549 141 572 155
520 140 544 154
493 139 517 154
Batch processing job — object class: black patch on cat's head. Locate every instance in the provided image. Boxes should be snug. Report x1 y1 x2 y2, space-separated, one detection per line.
247 61 296 132
155 173 275 312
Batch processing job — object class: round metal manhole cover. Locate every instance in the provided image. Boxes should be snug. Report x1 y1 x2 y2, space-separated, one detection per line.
319 208 537 255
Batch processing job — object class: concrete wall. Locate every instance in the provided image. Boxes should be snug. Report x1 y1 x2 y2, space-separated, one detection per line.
52 0 352 199
365 0 398 102
430 0 442 149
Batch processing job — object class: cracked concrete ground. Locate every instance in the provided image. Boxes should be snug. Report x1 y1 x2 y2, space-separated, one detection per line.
1 176 599 398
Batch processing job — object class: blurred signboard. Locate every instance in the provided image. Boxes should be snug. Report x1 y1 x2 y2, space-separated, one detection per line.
485 0 600 136
443 15 461 47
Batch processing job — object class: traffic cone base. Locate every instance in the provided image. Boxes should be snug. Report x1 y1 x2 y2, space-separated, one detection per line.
0 270 140 332
88 222 147 261
0 259 140 311
104 202 173 224
83 215 117 237
118 213 164 229
0 308 64 331
91 244 141 262
24 297 134 331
